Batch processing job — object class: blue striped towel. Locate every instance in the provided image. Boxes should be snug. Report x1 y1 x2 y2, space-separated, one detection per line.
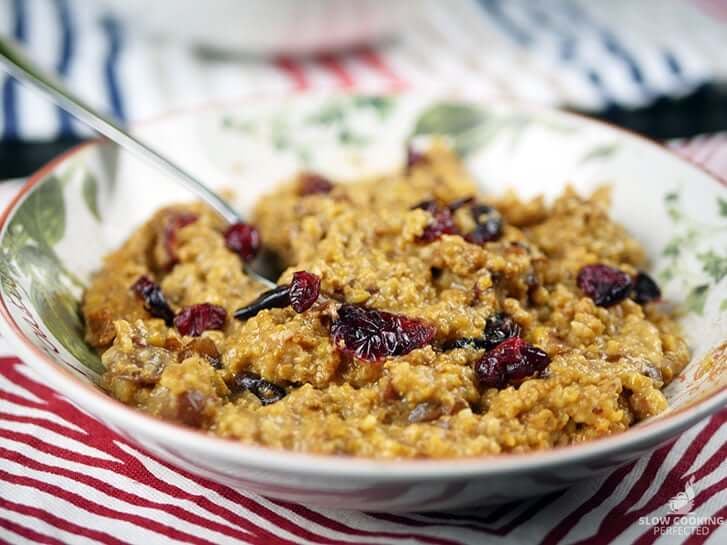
2 0 727 142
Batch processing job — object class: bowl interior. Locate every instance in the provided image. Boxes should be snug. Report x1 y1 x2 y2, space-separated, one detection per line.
0 93 725 440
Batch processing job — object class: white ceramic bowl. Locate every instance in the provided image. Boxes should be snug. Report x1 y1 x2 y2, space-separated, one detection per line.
0 93 725 511
95 0 412 54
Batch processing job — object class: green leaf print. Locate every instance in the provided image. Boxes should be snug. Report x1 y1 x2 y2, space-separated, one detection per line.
82 173 101 221
410 102 570 157
337 127 367 146
351 96 394 118
30 281 102 372
698 250 727 283
0 173 100 374
664 192 679 203
718 197 727 217
663 191 682 221
659 188 727 316
662 239 681 258
221 116 256 133
306 102 345 125
17 245 67 285
578 142 620 164
11 175 66 247
685 284 709 315
411 102 489 157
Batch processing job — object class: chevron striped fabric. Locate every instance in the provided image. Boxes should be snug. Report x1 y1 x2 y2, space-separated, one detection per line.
0 134 725 544
2 0 727 141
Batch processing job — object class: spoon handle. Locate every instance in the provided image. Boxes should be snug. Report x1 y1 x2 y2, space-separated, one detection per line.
0 37 239 224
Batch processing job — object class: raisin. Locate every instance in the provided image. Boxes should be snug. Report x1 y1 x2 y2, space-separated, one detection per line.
164 336 184 352
234 272 321 320
330 304 436 361
577 264 633 307
178 337 222 369
232 372 286 405
174 303 227 336
441 312 521 352
298 173 333 196
177 390 207 427
163 212 198 267
224 222 261 262
475 337 550 389
131 275 175 325
632 272 661 304
289 271 321 313
484 312 522 349
464 204 503 245
441 337 488 351
408 402 443 423
234 285 291 321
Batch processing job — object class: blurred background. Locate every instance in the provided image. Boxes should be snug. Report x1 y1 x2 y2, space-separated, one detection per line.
1 0 727 180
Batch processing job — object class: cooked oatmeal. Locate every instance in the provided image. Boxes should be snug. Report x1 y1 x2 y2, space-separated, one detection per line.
82 144 689 458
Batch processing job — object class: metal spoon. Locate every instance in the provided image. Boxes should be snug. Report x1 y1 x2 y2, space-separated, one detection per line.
0 37 276 288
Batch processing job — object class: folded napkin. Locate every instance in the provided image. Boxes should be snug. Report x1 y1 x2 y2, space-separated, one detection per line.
0 134 725 545
2 0 727 141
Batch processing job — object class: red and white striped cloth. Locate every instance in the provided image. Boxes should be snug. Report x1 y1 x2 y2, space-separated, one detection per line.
0 134 725 545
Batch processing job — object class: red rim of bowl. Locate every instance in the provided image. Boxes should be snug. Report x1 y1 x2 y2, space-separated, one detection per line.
0 92 724 478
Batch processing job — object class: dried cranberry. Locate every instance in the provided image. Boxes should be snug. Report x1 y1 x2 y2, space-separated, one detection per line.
577 264 633 307
475 337 550 389
505 342 550 382
289 271 321 313
232 372 286 405
330 304 436 361
163 212 198 266
484 312 521 348
632 272 661 304
474 355 507 389
131 275 175 325
416 205 459 243
224 222 261 262
298 173 333 196
174 303 227 336
464 204 503 245
405 145 428 172
234 271 321 320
